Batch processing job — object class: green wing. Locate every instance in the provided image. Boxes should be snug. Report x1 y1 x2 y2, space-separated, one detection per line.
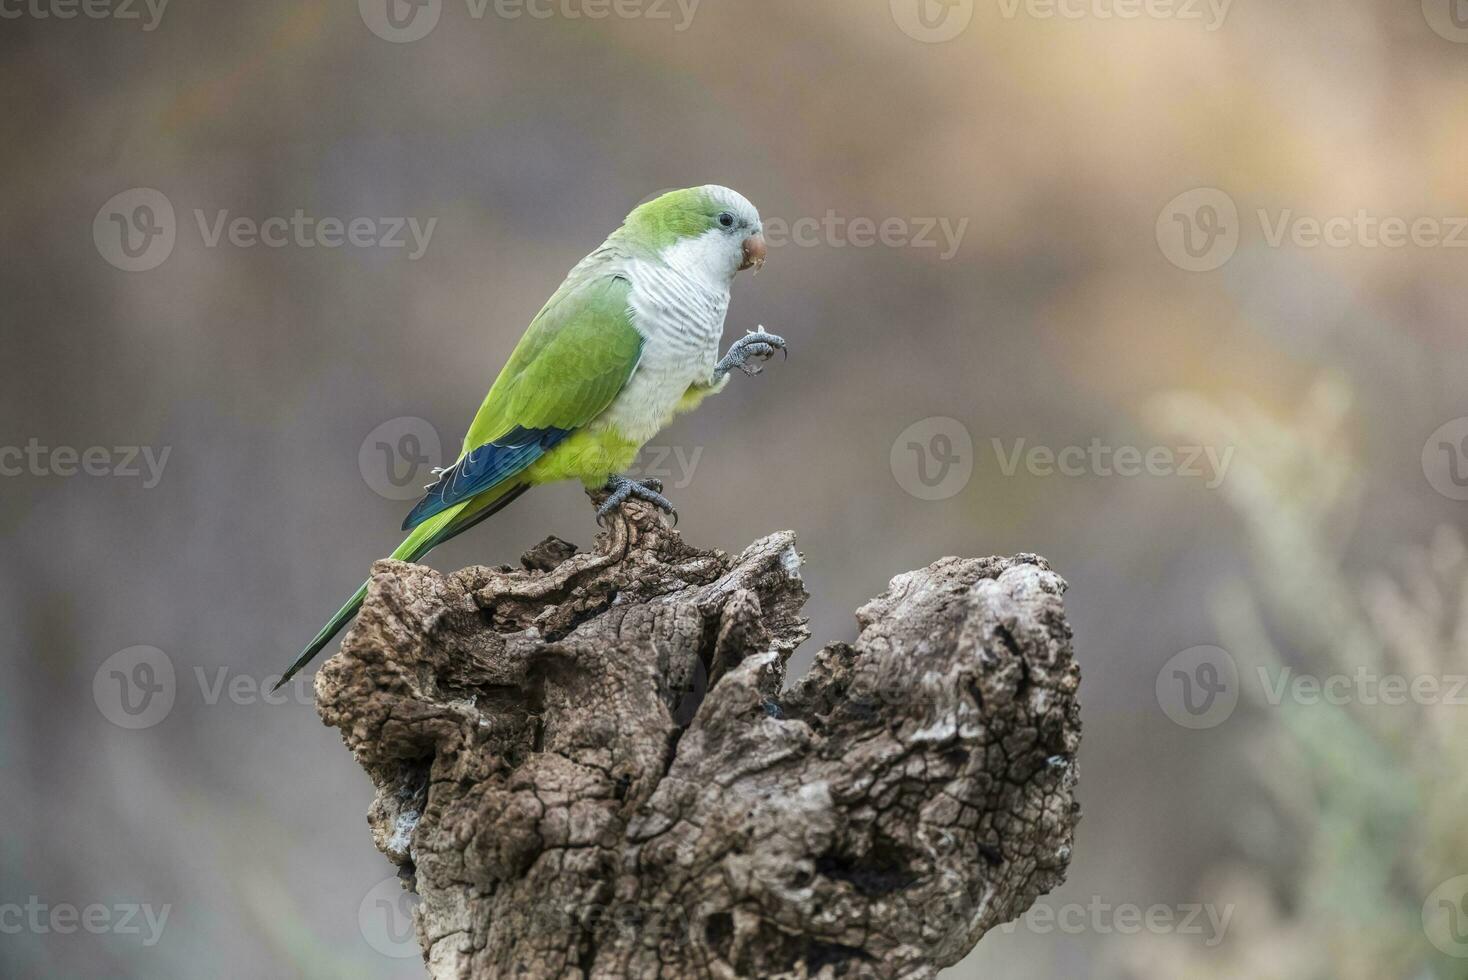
401 271 642 530
462 271 641 449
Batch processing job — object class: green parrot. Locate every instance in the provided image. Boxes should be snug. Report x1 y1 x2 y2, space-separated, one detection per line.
276 185 783 689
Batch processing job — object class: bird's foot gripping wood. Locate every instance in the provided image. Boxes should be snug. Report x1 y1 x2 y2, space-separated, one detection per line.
597 474 677 525
714 327 787 379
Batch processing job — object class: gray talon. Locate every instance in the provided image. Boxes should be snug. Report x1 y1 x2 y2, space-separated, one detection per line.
597 474 677 524
714 330 788 381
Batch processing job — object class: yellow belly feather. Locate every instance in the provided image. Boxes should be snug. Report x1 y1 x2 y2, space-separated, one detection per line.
524 380 718 488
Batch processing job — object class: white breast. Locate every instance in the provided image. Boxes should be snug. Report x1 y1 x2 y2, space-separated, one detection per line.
594 258 730 445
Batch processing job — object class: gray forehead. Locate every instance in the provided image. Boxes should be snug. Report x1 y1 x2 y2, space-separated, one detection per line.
703 185 760 222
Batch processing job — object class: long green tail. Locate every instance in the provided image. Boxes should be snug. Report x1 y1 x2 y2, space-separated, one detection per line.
276 581 372 691
275 483 529 691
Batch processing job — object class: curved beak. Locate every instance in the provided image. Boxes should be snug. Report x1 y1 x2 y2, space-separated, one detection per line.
740 233 767 273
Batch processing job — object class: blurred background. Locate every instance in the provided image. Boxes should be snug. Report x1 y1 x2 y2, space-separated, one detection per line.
4 0 1468 976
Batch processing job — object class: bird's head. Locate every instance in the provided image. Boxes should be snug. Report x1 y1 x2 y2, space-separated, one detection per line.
621 185 766 283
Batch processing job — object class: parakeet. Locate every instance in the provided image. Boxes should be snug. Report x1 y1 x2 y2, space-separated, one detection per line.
276 186 783 690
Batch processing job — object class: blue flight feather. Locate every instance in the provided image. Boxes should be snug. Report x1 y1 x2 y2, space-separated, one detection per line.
401 426 570 531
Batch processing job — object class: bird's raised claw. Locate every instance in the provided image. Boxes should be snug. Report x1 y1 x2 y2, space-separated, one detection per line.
714 328 788 380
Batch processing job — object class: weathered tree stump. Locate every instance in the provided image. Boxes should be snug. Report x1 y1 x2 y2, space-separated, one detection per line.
315 499 1081 979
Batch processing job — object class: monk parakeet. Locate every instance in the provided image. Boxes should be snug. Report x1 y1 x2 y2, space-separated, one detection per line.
277 186 783 689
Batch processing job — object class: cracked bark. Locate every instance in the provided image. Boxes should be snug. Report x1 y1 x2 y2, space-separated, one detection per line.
315 500 1082 979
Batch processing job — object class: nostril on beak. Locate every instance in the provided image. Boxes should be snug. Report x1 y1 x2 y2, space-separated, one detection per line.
741 234 768 272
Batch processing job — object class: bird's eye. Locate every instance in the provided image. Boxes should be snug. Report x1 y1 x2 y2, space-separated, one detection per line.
718 212 735 229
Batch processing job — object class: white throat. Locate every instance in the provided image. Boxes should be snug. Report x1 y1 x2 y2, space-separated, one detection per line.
659 228 739 291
